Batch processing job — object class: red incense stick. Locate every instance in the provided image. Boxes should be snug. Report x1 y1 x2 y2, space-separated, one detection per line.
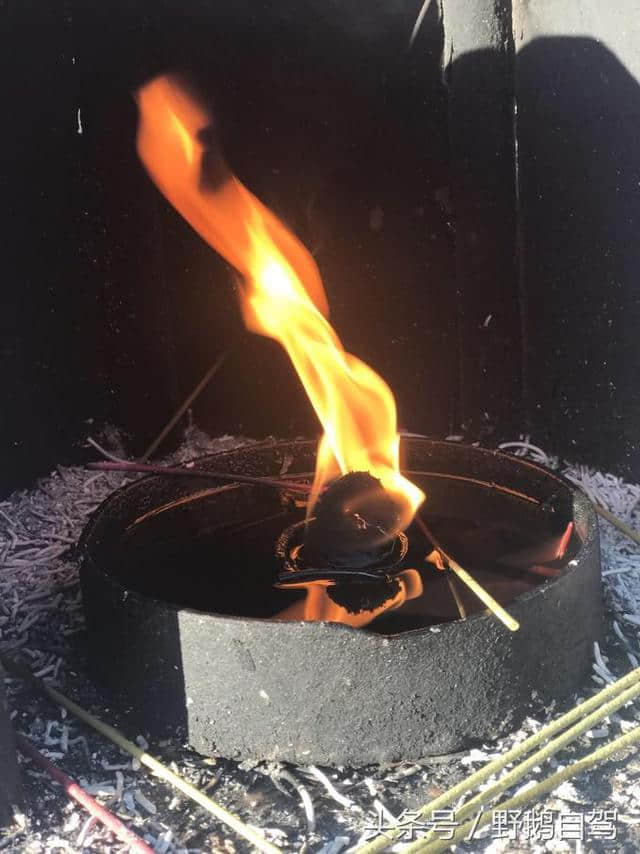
15 733 155 854
87 459 311 494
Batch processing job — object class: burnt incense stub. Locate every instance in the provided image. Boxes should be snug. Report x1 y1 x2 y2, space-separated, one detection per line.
79 438 603 766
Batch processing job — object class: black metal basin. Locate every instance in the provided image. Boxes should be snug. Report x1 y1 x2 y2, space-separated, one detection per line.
79 438 603 766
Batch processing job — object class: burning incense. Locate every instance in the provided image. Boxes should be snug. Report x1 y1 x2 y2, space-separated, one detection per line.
415 515 520 632
15 733 155 854
87 459 310 494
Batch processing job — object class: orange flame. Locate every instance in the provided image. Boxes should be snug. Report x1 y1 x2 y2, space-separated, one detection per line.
274 569 423 628
136 75 424 529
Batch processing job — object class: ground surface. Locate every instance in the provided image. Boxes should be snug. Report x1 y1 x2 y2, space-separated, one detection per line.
0 430 639 854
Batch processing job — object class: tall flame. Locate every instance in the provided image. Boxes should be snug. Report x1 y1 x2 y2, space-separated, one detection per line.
136 75 424 529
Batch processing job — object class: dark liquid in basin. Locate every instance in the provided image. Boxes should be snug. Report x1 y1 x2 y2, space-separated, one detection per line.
104 474 580 634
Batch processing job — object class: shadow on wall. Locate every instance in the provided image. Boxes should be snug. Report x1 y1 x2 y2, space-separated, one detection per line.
515 37 640 474
450 35 640 474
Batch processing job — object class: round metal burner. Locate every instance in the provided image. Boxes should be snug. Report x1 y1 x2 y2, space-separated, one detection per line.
79 438 603 766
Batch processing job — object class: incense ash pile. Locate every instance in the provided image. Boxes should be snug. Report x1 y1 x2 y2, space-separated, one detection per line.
1 429 639 853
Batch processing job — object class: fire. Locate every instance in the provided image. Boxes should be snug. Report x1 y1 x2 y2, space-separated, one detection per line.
274 569 423 628
136 75 424 530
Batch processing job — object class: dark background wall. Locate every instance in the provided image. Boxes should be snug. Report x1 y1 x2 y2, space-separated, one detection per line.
513 0 640 474
1 0 639 494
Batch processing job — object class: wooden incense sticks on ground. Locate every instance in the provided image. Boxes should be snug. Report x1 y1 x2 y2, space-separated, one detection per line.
2 658 282 854
356 666 640 854
593 502 640 547
39 682 282 854
415 515 520 632
14 733 155 854
413 723 640 854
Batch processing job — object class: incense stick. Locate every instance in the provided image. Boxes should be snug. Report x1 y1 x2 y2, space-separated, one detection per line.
412 722 640 853
0 657 281 854
356 665 640 854
594 502 640 547
87 459 310 494
415 515 520 632
141 352 228 462
36 681 281 854
15 733 155 854
404 678 640 851
445 572 467 619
